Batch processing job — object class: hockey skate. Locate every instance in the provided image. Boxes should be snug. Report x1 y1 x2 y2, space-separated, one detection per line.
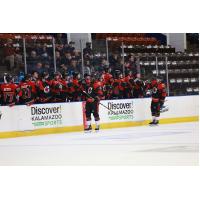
149 120 159 126
84 125 92 132
95 125 100 132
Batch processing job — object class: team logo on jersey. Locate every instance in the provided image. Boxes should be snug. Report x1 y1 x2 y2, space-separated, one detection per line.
152 87 158 93
88 87 93 94
44 86 50 93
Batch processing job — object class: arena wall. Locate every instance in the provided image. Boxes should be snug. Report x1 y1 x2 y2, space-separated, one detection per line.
0 95 198 139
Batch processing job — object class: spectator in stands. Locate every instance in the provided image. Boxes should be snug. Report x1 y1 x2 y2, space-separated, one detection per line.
32 62 44 74
125 54 136 73
3 39 15 70
64 41 75 53
98 58 108 73
27 50 39 71
55 51 62 69
61 51 72 67
55 43 64 56
84 60 92 75
55 33 67 45
40 43 51 62
73 50 81 61
69 59 80 74
109 53 119 69
83 42 93 55
43 61 53 75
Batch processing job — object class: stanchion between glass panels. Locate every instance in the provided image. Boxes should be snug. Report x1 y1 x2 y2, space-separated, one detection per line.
52 37 57 72
23 38 27 74
122 42 125 76
165 56 170 96
80 39 84 76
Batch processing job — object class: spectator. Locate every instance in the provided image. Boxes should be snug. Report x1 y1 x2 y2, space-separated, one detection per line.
84 60 92 75
27 50 39 71
55 51 63 69
3 39 15 70
67 59 79 75
61 52 72 67
83 42 93 55
32 62 44 74
98 58 108 73
43 62 53 75
64 41 75 53
55 33 67 45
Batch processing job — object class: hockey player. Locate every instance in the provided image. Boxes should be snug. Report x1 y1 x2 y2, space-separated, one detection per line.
132 77 145 98
111 70 125 99
51 72 68 102
0 74 18 106
82 73 104 131
124 70 134 98
101 66 113 85
67 72 82 102
18 74 37 106
36 71 52 103
147 76 167 125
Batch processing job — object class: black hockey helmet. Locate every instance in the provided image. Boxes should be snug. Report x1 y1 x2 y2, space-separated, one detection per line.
115 70 122 78
72 71 79 78
41 71 49 79
54 71 61 78
84 73 90 78
24 74 32 81
104 66 109 72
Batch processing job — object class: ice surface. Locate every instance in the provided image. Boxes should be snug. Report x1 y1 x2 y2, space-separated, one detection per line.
0 122 198 165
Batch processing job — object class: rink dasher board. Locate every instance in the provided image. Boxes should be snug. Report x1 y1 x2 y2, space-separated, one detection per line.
0 95 199 139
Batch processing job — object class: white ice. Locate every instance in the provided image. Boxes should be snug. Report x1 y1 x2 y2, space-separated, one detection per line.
0 122 198 165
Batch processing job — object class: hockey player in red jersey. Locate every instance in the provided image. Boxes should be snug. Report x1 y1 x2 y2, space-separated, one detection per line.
51 72 68 102
82 73 104 131
0 74 18 106
36 71 52 103
67 72 82 102
111 70 125 99
101 66 113 85
147 76 167 125
18 74 37 106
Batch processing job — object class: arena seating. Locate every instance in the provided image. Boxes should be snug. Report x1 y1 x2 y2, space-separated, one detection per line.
0 33 199 97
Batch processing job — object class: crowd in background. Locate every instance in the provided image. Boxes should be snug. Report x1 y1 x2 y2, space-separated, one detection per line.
0 33 141 83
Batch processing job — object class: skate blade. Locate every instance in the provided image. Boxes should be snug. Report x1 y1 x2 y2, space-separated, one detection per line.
160 108 169 113
149 124 159 126
84 130 92 133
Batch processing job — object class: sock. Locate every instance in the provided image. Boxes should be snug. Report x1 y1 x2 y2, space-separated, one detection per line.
155 117 159 122
152 116 156 121
86 120 91 128
95 120 100 128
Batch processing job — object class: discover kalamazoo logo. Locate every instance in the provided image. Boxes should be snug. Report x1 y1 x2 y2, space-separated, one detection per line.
31 105 63 127
107 101 134 120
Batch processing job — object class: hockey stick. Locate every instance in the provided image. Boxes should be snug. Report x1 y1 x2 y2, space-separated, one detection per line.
82 90 118 115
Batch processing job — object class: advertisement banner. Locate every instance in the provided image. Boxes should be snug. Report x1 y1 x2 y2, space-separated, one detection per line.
100 99 135 123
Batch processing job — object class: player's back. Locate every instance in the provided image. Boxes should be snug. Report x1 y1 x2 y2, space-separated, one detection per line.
0 83 18 106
